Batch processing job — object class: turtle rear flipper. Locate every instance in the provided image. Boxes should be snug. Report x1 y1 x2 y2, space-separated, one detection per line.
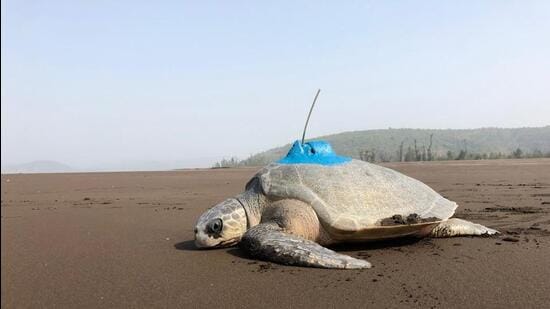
240 223 371 269
430 218 499 237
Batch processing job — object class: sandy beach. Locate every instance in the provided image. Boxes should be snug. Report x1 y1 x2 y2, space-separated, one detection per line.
2 159 550 308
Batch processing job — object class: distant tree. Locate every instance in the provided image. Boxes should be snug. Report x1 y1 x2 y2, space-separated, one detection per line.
427 133 434 161
378 151 393 162
213 156 241 168
359 150 376 163
398 140 405 162
421 145 427 161
446 151 454 160
512 148 523 158
405 147 416 162
414 139 420 161
530 149 543 158
454 139 468 160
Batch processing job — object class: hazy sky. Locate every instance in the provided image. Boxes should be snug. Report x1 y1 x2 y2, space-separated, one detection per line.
2 1 549 168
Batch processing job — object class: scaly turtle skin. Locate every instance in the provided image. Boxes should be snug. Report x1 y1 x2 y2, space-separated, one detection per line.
194 141 498 269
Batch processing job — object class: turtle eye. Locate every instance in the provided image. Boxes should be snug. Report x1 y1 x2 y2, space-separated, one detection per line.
207 219 223 235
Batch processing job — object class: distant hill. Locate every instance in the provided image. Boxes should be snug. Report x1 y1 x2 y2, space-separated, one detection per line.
1 160 74 174
238 126 550 166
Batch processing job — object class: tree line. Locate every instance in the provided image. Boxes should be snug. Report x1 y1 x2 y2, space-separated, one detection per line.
358 134 550 163
214 132 550 167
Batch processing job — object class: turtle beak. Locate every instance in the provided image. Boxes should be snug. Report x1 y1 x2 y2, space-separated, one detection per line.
194 232 209 248
195 235 237 249
217 237 240 247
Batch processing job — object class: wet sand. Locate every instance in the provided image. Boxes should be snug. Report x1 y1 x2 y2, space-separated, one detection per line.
2 159 550 308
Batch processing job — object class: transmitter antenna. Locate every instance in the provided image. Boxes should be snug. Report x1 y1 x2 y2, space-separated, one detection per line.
301 89 321 144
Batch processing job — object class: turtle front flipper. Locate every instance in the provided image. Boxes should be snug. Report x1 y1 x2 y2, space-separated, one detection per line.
240 223 371 269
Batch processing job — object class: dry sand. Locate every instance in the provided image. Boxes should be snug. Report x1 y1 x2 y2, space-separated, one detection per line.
2 159 550 308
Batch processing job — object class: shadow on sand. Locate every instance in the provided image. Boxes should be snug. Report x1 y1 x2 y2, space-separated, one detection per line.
174 239 251 260
329 236 425 252
175 236 426 257
174 240 199 251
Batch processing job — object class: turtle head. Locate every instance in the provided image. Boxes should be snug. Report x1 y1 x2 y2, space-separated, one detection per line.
194 198 247 248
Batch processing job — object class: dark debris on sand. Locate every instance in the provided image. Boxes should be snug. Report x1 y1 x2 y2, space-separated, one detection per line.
380 213 440 226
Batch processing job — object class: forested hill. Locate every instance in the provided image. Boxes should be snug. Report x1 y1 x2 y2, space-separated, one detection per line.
231 126 550 167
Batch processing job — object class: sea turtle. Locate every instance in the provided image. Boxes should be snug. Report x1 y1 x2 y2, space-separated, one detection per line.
194 141 498 269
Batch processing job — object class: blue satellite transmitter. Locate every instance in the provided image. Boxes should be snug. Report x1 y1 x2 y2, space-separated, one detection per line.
277 89 351 166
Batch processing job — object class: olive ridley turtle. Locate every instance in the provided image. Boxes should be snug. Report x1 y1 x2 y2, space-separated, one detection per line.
194 141 498 269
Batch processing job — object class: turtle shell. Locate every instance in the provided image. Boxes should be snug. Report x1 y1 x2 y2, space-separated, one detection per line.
252 160 457 240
